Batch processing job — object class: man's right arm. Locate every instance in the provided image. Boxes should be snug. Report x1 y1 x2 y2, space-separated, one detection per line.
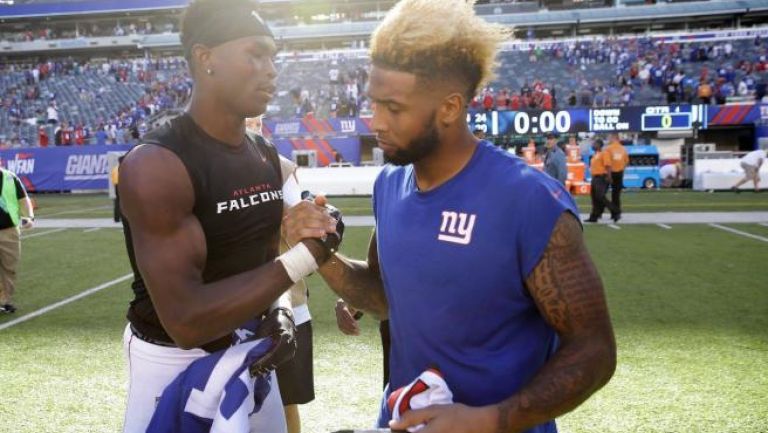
120 145 328 349
317 232 388 320
282 201 388 319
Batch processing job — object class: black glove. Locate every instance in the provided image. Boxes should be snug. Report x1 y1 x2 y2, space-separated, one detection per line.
249 307 297 377
301 191 345 253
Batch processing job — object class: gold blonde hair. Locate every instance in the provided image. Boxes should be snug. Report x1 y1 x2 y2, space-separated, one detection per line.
370 0 510 100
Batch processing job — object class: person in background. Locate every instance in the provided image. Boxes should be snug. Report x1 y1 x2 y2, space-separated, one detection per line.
111 156 124 223
544 132 567 185
473 124 486 140
38 126 49 147
585 139 618 223
604 133 628 221
335 298 391 388
248 115 317 433
660 161 683 188
731 148 766 193
95 125 108 146
0 162 35 314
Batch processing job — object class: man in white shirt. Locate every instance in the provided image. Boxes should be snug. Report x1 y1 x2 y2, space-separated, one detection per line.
737 80 747 97
46 104 58 125
732 149 767 192
660 162 683 188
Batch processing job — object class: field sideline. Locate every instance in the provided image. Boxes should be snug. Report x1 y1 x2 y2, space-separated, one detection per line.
28 189 768 219
0 194 766 433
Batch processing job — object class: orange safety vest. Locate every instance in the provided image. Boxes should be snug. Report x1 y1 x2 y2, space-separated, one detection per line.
110 166 119 186
590 151 608 176
605 142 629 172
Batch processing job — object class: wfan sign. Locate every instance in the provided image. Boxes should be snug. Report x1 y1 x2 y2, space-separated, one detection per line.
0 145 132 192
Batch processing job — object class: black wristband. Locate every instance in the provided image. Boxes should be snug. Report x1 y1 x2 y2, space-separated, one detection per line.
272 306 295 324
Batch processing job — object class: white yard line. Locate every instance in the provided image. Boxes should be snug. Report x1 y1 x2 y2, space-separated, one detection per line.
608 224 621 230
41 205 111 217
21 228 67 239
83 228 101 233
760 223 768 228
709 224 768 244
657 224 672 230
0 273 133 332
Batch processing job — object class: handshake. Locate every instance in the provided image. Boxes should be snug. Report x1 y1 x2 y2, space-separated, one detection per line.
252 193 345 376
275 192 345 284
298 191 345 255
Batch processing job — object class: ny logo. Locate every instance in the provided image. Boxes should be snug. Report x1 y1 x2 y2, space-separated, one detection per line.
438 211 477 245
340 120 356 133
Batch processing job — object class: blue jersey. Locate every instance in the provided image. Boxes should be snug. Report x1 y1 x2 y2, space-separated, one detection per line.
147 338 273 433
373 141 578 433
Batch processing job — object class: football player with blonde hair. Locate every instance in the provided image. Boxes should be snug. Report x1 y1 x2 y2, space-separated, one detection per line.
284 1 616 432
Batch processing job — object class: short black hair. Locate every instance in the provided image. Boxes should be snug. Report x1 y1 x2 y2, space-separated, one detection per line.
180 0 261 64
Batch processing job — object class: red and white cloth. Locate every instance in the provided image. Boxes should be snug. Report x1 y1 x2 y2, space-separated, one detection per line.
386 368 454 432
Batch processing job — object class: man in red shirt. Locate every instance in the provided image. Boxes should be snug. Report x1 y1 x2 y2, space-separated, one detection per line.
482 89 494 111
38 127 49 147
541 91 553 110
61 122 73 146
496 89 509 110
74 124 85 145
510 93 521 110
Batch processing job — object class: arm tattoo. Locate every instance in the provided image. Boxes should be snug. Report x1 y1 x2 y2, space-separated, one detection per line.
323 253 388 318
527 214 610 333
495 212 616 433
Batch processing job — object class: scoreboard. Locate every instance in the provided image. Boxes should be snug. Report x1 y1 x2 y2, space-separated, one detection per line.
467 104 709 135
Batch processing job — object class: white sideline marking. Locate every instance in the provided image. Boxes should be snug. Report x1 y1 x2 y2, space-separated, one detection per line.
83 228 101 233
0 273 133 332
21 228 67 239
657 224 672 230
42 205 111 217
709 224 768 244
760 223 768 227
608 224 621 230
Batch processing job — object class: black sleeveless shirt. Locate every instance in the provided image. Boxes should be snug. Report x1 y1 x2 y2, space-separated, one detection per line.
122 113 283 351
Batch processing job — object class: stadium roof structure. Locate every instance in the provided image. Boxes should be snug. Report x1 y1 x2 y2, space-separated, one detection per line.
0 0 188 18
483 0 768 27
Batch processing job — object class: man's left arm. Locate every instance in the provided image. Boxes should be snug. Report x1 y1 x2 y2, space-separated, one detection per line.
14 175 34 228
391 212 616 433
558 153 568 183
603 151 614 181
492 212 616 432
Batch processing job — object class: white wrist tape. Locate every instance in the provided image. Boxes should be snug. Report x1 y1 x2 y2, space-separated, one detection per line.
275 242 319 283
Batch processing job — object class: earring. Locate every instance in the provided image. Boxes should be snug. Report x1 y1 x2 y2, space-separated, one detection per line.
206 68 214 76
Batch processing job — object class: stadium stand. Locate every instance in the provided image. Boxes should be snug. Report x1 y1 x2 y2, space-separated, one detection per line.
3 33 768 147
0 57 190 147
484 36 768 109
1 0 767 147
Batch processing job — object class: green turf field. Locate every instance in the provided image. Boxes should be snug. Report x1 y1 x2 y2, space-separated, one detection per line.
30 189 768 219
0 223 766 433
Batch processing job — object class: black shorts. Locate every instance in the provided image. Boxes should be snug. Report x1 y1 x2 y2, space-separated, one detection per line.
276 320 314 405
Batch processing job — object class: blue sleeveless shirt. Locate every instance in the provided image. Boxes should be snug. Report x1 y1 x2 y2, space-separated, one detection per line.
374 141 578 433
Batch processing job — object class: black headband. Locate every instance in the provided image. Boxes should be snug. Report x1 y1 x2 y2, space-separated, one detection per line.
183 5 274 59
